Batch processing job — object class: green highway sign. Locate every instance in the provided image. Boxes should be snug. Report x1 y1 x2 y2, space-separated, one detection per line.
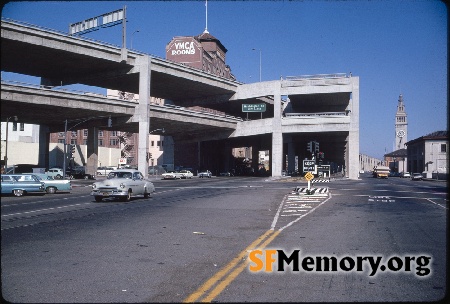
242 103 267 112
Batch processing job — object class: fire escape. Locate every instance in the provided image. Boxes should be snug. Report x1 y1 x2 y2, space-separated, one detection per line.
118 132 136 165
117 91 137 165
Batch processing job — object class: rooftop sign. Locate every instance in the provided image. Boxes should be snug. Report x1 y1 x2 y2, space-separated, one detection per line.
69 8 124 35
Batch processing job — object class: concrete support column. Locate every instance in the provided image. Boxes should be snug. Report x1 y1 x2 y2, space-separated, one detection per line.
137 55 151 177
271 89 283 177
286 135 296 173
252 142 259 174
163 136 174 171
223 141 231 172
38 125 50 169
348 77 360 180
86 127 98 176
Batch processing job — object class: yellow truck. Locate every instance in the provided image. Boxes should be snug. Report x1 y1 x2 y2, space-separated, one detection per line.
372 166 390 178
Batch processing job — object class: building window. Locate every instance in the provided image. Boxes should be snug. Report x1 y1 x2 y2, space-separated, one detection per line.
441 144 447 153
71 139 77 145
59 132 65 137
98 130 104 137
83 129 88 137
12 122 17 131
98 139 104 146
112 131 118 137
58 139 65 144
71 131 77 137
110 139 119 146
83 139 87 145
20 123 25 131
151 141 154 147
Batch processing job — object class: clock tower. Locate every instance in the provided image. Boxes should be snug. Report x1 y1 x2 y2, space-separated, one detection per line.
395 94 408 150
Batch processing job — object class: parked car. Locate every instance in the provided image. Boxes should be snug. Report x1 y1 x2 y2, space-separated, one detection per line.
96 166 117 176
68 169 95 180
46 168 65 179
161 171 182 180
91 169 155 202
220 172 234 176
179 170 194 179
401 172 411 178
198 170 212 178
23 173 72 194
411 173 423 181
1 174 45 197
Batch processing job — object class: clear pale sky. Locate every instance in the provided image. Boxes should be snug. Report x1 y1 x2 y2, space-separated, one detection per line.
1 0 447 159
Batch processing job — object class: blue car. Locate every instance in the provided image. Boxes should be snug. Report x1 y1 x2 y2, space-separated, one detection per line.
1 174 45 197
23 173 72 194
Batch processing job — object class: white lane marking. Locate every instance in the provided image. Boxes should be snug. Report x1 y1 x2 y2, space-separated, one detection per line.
2 203 92 217
426 198 448 209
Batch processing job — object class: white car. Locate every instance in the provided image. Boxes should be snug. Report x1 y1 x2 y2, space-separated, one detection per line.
179 170 193 179
91 169 155 202
161 171 182 180
198 170 212 178
46 168 65 179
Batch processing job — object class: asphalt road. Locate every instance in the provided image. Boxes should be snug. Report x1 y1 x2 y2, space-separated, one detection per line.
1 174 447 302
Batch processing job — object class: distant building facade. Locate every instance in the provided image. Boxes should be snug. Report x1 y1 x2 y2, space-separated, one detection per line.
359 153 385 172
406 131 448 179
166 30 235 80
384 149 407 174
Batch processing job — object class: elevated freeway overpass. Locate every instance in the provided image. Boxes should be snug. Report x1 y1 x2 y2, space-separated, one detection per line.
1 18 359 179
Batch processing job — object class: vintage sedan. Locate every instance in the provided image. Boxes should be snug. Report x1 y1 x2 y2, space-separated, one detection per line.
198 170 212 178
1 174 45 197
91 169 155 202
23 173 72 194
179 170 194 179
161 171 182 180
411 173 423 181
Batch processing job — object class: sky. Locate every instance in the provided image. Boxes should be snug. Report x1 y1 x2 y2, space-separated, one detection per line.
1 0 447 159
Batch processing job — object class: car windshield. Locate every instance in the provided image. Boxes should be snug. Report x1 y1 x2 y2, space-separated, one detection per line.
107 171 133 179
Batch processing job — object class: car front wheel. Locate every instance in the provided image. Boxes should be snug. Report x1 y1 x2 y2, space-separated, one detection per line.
46 187 57 194
121 190 131 202
94 196 103 202
13 189 24 197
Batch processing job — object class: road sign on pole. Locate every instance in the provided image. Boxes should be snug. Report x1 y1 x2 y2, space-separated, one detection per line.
304 171 314 191
242 104 267 112
303 160 315 172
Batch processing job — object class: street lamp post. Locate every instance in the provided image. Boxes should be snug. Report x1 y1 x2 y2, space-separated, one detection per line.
131 30 139 49
4 116 18 172
252 48 262 82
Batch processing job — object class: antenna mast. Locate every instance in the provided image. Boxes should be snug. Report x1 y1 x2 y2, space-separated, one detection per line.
204 0 209 33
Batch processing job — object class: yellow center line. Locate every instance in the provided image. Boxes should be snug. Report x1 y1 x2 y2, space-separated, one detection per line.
183 229 276 303
200 230 281 303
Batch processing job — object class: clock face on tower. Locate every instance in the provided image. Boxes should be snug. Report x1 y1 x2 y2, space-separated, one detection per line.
397 130 405 138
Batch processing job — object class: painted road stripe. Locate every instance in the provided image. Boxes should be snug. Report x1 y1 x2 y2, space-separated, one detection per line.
199 230 281 303
184 190 331 302
183 229 277 303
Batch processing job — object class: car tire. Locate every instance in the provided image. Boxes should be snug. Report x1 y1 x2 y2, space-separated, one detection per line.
56 174 62 179
121 190 131 202
13 189 24 197
94 196 103 202
84 175 89 180
144 190 150 199
46 187 57 194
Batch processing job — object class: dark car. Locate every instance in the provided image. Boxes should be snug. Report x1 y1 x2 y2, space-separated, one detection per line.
67 169 95 180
